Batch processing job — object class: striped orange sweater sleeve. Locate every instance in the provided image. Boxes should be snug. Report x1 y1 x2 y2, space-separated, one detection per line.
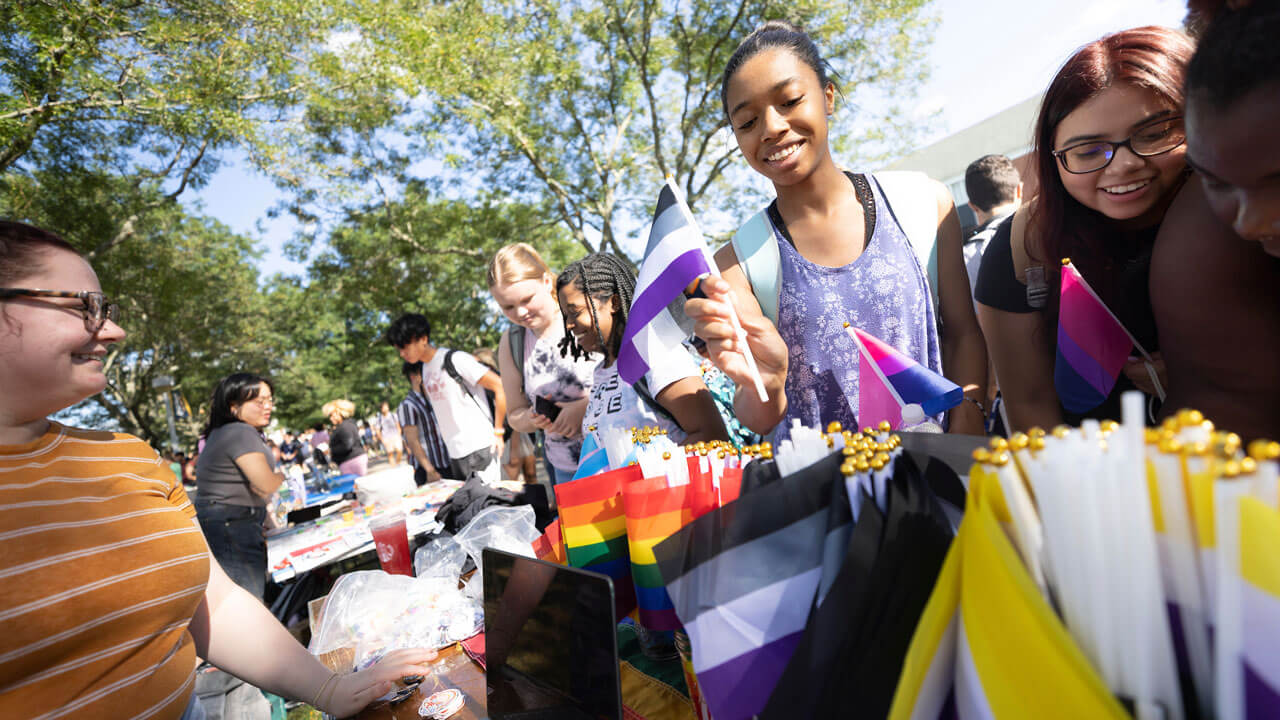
0 422 210 719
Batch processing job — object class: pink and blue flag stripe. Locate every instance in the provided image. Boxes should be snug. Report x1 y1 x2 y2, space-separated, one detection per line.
1053 261 1134 413
853 327 962 424
572 432 609 480
618 179 714 385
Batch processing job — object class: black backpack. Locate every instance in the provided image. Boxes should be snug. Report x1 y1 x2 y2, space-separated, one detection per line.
441 350 496 421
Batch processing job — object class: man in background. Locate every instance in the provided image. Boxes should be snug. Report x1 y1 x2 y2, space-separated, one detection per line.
963 154 1022 303
397 360 454 486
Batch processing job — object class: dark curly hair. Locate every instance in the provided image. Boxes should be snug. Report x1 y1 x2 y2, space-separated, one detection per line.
555 253 635 363
385 313 432 349
1186 0 1280 113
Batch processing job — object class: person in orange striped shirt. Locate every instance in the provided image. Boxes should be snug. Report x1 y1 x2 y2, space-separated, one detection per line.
0 221 434 719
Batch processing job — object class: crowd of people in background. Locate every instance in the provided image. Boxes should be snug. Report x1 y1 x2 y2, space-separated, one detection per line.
2 0 1278 716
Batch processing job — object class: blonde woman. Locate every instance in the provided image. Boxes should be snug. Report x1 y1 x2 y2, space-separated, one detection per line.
488 244 599 484
323 399 367 477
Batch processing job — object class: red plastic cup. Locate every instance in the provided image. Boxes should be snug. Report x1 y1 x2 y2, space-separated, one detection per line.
369 510 413 576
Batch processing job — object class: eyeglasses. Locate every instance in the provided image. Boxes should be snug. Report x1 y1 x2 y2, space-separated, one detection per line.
1052 116 1186 174
248 396 275 408
0 288 120 333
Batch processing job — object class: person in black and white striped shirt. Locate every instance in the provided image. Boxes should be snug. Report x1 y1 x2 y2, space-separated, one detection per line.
396 361 454 485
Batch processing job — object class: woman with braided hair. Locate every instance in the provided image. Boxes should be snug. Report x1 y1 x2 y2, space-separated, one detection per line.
556 253 728 448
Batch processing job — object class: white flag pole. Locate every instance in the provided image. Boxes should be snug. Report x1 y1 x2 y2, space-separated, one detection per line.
668 177 769 404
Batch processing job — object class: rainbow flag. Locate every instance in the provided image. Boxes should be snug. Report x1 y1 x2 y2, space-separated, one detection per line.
532 517 566 565
1054 260 1143 413
846 325 962 429
554 464 642 620
622 476 694 631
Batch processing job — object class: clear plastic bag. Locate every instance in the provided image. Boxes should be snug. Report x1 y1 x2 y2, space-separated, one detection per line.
452 505 541 578
308 570 482 671
413 534 467 579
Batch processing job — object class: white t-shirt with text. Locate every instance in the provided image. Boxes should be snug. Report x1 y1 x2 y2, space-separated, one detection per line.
581 349 700 447
422 348 494 458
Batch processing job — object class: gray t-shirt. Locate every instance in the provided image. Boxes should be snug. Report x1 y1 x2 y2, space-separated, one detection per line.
196 422 274 507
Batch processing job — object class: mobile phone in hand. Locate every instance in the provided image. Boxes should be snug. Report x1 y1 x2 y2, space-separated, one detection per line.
534 396 562 421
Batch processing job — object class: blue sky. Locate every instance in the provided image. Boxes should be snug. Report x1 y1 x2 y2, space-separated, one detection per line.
183 0 1188 278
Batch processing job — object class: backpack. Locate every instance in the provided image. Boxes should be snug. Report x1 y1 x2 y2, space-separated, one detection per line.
442 350 496 421
729 171 942 325
507 326 526 394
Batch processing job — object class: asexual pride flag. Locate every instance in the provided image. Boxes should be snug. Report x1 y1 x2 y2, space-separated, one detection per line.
618 178 714 385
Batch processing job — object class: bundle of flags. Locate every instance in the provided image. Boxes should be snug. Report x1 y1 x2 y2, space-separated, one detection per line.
889 395 1280 719
652 424 964 720
846 324 963 430
1054 258 1161 413
540 427 747 627
553 463 641 621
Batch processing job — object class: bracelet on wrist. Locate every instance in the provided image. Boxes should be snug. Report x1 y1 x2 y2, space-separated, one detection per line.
312 672 337 708
320 672 342 713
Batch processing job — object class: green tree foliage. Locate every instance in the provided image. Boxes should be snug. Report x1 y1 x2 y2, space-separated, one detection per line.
3 172 271 448
1 1 939 443
263 182 579 432
0 0 390 445
292 0 938 253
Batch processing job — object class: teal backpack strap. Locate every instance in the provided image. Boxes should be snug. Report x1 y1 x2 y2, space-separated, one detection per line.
727 209 781 326
871 171 942 313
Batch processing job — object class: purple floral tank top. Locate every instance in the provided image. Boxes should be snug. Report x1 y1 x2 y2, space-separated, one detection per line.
772 175 942 442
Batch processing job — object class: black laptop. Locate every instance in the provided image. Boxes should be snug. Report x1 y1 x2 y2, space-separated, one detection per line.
482 548 623 720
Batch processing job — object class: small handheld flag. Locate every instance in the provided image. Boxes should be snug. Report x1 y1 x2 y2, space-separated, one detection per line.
572 431 610 480
845 324 962 430
1054 259 1163 413
619 177 768 402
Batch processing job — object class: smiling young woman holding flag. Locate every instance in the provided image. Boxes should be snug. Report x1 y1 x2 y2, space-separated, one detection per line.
974 26 1194 431
685 20 987 443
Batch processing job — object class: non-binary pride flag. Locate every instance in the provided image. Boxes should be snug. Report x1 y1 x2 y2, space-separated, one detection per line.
845 325 963 430
618 178 715 385
1054 259 1144 413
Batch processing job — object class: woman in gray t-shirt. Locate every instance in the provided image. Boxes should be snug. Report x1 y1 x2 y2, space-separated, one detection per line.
194 373 284 600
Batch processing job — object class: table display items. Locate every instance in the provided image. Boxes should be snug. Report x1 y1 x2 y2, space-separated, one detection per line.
890 392 1280 720
369 510 413 576
309 571 483 675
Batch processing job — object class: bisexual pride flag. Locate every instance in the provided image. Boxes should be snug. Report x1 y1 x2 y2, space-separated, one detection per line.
618 178 715 385
1054 259 1148 413
845 325 962 430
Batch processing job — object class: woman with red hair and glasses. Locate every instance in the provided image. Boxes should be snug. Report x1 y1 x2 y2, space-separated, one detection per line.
975 26 1195 431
